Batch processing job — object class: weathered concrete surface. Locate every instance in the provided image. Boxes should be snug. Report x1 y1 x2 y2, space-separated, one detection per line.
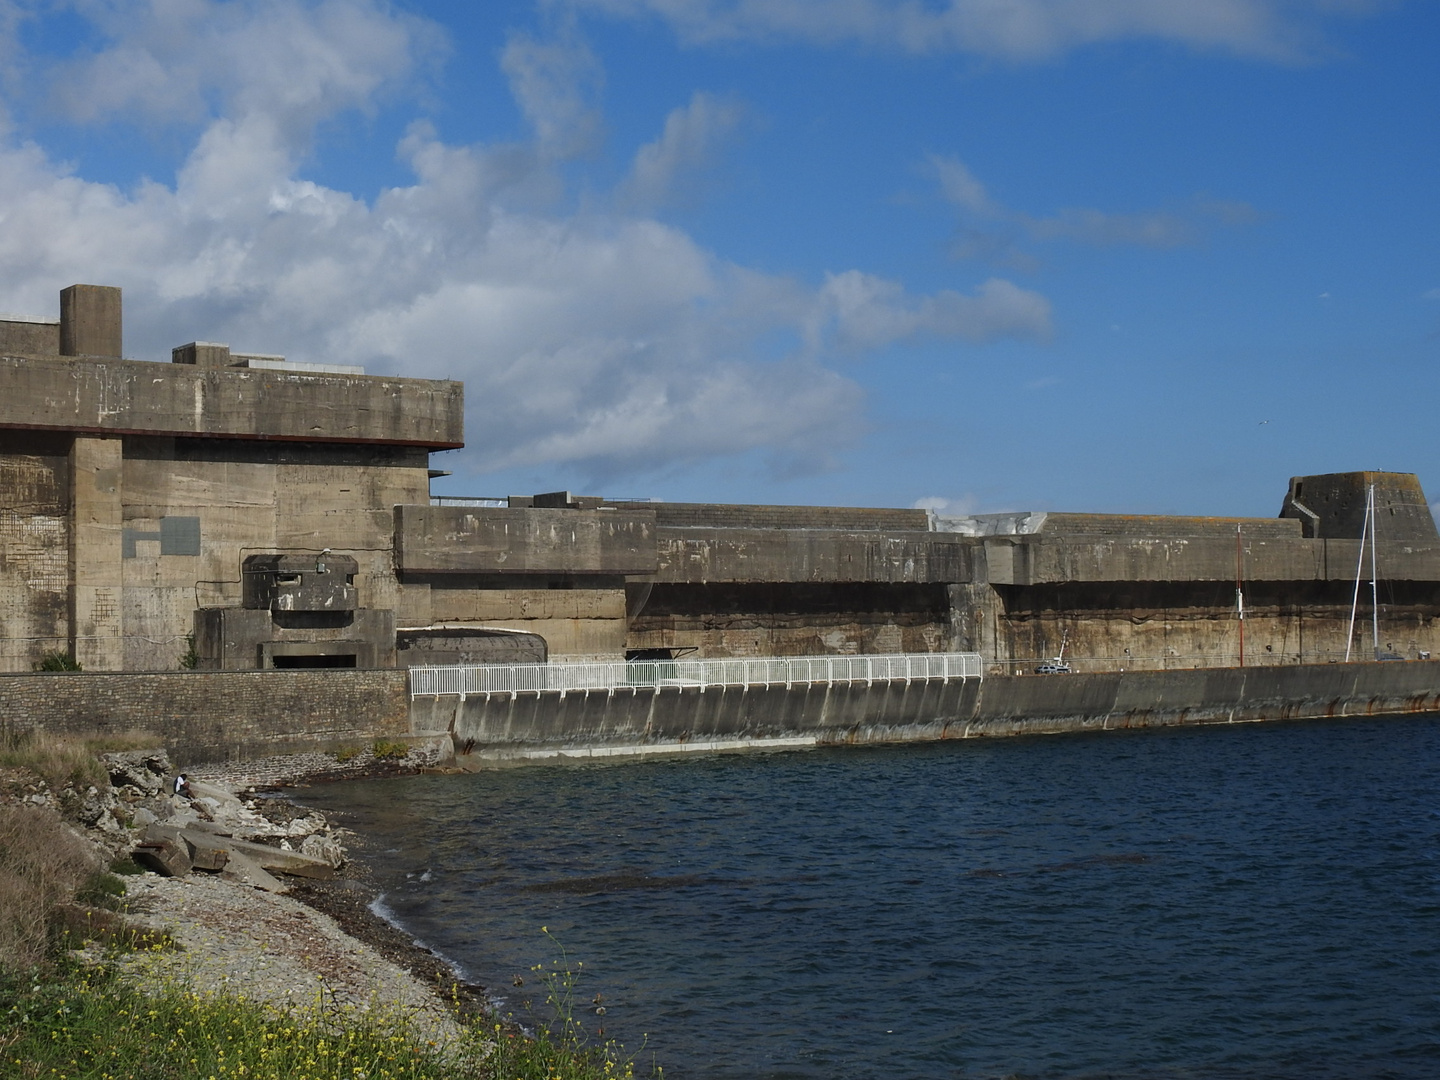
0 316 60 358
70 435 124 670
653 528 971 584
609 501 931 531
60 284 122 358
0 355 463 447
422 660 1440 762
401 576 629 661
0 668 409 764
1281 471 1437 540
395 505 658 575
627 581 955 658
0 431 70 669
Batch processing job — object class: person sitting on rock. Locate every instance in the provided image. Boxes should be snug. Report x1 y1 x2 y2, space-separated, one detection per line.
173 774 191 797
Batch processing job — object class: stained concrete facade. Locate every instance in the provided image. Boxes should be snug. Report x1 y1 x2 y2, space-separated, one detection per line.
3 283 1439 673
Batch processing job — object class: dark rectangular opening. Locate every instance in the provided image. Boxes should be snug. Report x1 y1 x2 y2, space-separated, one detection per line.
271 654 357 669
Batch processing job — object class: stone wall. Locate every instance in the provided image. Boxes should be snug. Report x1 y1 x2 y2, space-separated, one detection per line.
0 669 409 765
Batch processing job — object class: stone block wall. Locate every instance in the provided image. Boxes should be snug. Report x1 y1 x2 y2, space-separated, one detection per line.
0 669 409 765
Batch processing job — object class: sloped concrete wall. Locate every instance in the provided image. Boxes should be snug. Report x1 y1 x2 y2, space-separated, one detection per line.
423 661 1440 762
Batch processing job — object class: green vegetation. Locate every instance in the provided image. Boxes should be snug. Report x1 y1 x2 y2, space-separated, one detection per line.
178 634 201 670
0 729 161 792
371 739 411 760
1 948 657 1080
32 649 81 672
0 738 661 1079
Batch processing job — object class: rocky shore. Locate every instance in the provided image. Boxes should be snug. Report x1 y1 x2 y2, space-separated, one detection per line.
15 743 485 1041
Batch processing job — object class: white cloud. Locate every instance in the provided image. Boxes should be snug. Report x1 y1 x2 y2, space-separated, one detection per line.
929 153 1255 264
620 91 744 209
1424 287 1440 301
815 270 1051 351
500 28 606 160
0 2 1054 484
568 0 1378 61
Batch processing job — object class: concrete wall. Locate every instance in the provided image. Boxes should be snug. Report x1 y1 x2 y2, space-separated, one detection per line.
118 438 429 672
0 355 463 447
628 581 955 657
653 528 971 584
609 502 931 531
422 660 1440 762
400 574 630 660
0 668 409 765
0 432 70 669
395 506 658 575
0 317 60 358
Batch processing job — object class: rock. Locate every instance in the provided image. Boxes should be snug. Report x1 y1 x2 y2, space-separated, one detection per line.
300 832 346 869
186 780 245 816
285 813 327 838
184 839 229 872
104 750 172 796
220 850 287 893
179 830 337 880
133 837 192 877
75 792 111 827
131 807 158 828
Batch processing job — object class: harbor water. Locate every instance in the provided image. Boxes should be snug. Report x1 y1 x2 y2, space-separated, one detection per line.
301 714 1440 1079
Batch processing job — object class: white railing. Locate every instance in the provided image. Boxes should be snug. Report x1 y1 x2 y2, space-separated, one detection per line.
430 496 510 507
410 651 983 697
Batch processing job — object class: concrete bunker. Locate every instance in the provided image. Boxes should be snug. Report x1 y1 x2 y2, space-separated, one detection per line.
194 553 395 670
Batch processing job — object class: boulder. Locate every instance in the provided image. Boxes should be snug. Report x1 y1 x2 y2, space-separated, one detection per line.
104 750 171 796
300 832 346 869
220 850 287 893
133 837 191 878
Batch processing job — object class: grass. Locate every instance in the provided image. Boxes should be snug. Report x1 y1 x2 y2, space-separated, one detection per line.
0 729 164 792
0 950 658 1080
0 739 661 1079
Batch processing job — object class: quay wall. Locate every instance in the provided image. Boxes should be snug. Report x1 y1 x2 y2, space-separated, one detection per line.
0 669 409 766
5 662 1438 770
423 660 1440 762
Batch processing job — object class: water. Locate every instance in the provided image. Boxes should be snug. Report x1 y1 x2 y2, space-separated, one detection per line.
300 716 1440 1079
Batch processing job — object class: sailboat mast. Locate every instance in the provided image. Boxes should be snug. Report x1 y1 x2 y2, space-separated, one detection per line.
1369 483 1380 660
1345 488 1370 663
1235 524 1244 668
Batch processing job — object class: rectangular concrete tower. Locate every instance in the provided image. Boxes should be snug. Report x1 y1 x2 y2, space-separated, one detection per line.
60 284 122 358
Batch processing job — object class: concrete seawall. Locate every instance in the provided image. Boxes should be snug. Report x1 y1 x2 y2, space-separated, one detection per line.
416 661 1440 763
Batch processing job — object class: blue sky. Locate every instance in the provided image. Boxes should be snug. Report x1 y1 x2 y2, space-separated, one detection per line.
0 0 1436 517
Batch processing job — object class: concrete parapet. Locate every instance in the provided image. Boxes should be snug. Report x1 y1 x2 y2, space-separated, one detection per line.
610 501 932 531
395 505 658 575
1036 514 1301 539
653 528 972 584
981 535 1440 585
0 315 60 358
172 342 233 368
0 354 463 447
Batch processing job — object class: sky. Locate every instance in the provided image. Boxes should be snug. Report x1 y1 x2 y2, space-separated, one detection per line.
0 0 1436 517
